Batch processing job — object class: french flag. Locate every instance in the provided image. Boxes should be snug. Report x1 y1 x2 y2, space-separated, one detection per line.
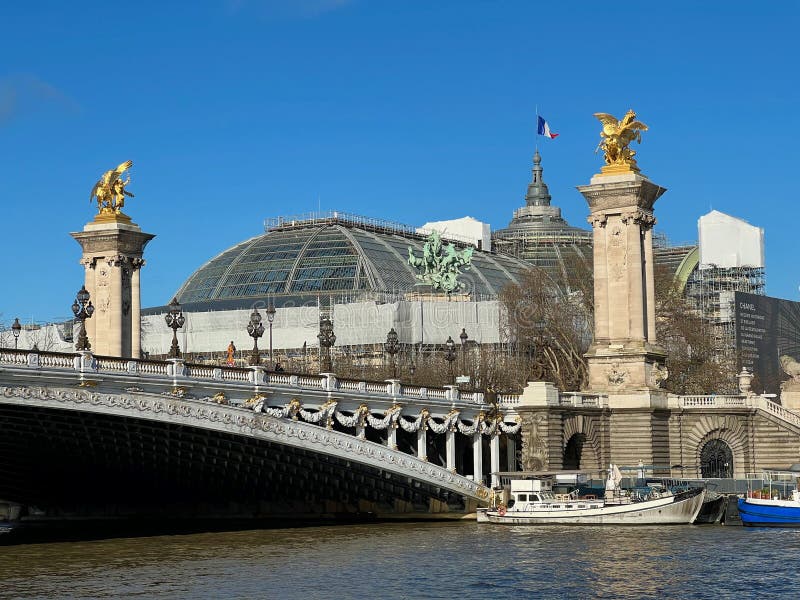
537 116 558 139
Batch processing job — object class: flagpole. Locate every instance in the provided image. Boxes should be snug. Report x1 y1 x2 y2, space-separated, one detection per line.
535 104 539 153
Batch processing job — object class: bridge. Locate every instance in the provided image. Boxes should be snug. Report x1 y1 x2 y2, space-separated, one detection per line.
3 348 800 524
0 348 521 521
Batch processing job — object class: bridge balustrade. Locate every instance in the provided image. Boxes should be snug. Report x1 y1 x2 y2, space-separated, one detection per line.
0 347 522 488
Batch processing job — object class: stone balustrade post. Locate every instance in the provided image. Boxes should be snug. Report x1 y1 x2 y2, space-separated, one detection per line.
167 358 186 391
321 373 337 391
385 379 401 397
27 350 40 369
73 350 97 373
445 385 459 402
249 366 267 386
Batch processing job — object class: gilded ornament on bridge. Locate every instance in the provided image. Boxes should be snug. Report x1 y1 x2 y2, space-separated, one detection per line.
408 231 473 294
594 110 648 175
90 160 135 221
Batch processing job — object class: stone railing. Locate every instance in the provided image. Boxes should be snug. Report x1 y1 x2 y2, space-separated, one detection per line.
0 348 500 412
752 396 800 430
678 395 749 408
676 393 800 431
497 394 520 406
559 392 606 408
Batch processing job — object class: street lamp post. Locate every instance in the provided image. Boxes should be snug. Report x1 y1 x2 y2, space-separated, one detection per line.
247 308 265 366
71 286 95 351
11 317 21 350
317 317 336 373
444 335 456 384
165 296 185 358
385 327 400 379
265 302 276 364
459 327 468 374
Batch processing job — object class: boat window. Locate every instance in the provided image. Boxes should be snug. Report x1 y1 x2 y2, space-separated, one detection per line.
552 505 561 509
517 494 527 502
531 494 540 502
564 505 573 509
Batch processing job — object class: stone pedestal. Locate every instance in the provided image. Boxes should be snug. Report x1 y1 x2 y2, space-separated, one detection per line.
577 172 667 396
781 384 800 410
71 214 154 358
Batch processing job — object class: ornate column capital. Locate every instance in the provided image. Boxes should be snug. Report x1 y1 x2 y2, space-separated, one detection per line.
621 209 656 230
587 214 608 228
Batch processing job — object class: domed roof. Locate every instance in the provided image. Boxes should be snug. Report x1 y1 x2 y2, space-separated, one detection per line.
174 213 531 309
492 152 593 281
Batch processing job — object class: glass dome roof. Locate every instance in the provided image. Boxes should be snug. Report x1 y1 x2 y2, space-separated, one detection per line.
174 213 531 309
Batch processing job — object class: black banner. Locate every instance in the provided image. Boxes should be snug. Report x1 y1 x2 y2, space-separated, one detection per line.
735 292 800 395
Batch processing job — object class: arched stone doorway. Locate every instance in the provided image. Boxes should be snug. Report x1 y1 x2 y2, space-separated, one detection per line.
563 433 586 470
700 438 733 478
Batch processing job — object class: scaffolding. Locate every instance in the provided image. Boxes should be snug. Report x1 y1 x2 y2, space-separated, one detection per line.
685 264 766 354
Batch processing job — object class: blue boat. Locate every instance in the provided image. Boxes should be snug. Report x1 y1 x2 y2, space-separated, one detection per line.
738 471 800 527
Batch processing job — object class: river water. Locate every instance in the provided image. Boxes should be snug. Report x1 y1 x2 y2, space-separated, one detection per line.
0 522 797 599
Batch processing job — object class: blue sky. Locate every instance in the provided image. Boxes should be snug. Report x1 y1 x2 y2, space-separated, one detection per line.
2 1 798 325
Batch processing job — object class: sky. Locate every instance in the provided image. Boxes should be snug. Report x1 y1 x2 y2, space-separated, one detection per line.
2 1 799 325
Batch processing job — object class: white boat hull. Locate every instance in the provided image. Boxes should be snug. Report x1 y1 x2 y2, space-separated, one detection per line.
484 488 705 525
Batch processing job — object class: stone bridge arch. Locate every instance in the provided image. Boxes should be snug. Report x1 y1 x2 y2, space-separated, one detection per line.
0 384 488 518
561 413 603 471
684 415 749 478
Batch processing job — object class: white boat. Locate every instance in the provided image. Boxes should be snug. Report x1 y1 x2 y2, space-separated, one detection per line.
480 465 705 525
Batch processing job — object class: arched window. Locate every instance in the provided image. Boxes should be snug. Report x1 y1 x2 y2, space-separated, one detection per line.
563 433 585 470
700 439 733 478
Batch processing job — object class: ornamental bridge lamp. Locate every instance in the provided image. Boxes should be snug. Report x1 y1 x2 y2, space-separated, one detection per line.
165 297 185 359
444 335 457 384
318 317 336 373
265 302 276 363
72 285 95 351
11 317 22 350
385 327 400 379
247 308 265 366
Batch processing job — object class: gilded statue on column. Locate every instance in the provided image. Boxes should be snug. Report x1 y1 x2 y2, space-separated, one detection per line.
594 110 648 175
90 160 135 220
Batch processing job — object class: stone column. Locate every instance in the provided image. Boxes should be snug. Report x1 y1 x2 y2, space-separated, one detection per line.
387 425 398 450
108 256 124 355
490 435 500 488
72 215 154 358
416 427 427 461
130 260 143 359
445 429 456 472
472 433 483 485
577 172 667 400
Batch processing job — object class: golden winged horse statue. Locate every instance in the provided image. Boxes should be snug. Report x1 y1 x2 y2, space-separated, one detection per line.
593 110 648 173
90 160 134 215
